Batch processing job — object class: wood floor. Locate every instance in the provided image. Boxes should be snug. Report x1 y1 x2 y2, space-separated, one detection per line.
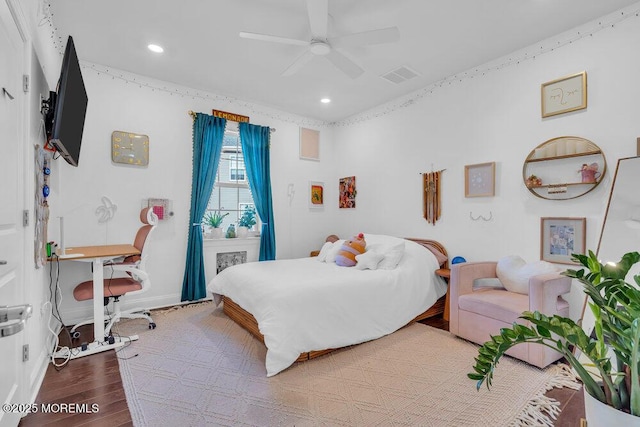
20 314 584 426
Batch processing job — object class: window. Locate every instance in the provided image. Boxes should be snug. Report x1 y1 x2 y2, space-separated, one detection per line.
205 123 259 233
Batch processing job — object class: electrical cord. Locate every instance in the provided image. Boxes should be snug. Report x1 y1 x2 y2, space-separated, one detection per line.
46 255 78 369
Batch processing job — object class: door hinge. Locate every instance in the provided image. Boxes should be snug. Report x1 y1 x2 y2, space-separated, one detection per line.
23 210 29 227
23 344 29 362
23 75 29 93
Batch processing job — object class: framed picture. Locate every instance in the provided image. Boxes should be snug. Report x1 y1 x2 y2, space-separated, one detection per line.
464 162 495 197
309 181 324 208
300 127 320 161
339 176 356 208
541 71 587 118
540 217 586 264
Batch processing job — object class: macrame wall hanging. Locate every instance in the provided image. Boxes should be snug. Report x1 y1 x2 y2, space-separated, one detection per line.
422 169 445 225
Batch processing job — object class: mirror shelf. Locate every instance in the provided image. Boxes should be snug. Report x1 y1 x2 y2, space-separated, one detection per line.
523 136 607 200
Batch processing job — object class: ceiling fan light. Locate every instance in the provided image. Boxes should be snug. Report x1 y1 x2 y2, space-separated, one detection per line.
147 44 164 53
310 41 331 56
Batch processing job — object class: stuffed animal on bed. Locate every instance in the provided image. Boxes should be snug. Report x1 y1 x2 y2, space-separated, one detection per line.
335 233 367 267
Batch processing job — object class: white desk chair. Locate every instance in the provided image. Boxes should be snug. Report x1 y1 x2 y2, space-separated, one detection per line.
70 208 158 339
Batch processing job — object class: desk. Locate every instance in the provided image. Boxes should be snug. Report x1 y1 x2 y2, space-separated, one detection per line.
54 244 141 359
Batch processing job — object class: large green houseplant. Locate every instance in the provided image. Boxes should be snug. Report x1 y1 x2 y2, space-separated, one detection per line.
469 251 640 418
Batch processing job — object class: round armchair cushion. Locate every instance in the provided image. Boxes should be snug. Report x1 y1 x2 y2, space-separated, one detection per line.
496 255 558 295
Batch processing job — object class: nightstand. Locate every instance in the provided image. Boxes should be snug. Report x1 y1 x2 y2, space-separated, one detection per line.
435 268 450 321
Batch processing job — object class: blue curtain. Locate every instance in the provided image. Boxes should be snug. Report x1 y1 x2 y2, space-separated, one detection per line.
239 122 276 261
181 113 226 301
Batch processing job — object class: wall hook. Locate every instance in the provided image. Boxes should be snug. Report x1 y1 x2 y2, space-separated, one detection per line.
470 211 493 221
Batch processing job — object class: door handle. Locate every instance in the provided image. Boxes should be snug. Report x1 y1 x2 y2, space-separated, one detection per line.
0 305 33 338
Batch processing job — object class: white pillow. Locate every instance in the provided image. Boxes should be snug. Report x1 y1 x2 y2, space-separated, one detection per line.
377 241 406 270
496 255 558 295
355 250 384 270
316 241 333 262
325 239 346 263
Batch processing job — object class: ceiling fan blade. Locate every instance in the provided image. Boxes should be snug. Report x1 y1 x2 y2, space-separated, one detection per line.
329 27 400 49
306 0 328 38
325 50 364 79
282 50 316 77
239 31 308 46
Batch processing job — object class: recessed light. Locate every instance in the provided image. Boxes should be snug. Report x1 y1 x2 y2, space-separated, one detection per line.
147 44 164 53
320 98 331 104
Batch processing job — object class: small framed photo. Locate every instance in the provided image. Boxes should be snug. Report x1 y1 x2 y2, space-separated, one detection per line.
540 217 586 264
541 71 587 118
465 162 495 197
309 181 324 208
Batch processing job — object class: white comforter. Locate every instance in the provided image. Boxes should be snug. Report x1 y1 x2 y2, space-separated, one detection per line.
207 234 447 376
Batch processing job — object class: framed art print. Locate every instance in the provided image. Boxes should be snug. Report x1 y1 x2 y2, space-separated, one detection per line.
339 176 356 208
300 127 320 161
541 71 587 118
465 162 495 197
540 217 586 264
309 181 324 208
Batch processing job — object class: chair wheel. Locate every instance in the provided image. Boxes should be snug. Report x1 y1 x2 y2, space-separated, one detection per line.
149 322 156 329
71 331 81 339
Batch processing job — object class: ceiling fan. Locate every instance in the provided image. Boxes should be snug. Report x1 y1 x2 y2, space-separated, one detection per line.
239 0 400 79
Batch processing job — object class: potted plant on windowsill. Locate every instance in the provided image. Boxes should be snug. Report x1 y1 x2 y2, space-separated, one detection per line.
237 206 257 238
468 251 640 426
202 210 228 239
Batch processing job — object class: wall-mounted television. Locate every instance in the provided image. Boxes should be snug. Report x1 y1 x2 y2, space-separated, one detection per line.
44 36 88 167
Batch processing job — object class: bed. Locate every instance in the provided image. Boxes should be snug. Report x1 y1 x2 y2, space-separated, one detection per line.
207 234 449 376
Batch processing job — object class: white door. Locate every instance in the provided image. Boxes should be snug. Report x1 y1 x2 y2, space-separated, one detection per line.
0 0 26 426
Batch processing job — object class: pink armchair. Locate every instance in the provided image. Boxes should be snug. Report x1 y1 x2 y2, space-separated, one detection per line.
449 261 571 368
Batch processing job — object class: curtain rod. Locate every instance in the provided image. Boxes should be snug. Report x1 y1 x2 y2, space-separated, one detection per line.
188 110 276 133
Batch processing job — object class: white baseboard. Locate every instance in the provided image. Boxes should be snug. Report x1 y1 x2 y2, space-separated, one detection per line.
60 293 205 325
27 344 54 405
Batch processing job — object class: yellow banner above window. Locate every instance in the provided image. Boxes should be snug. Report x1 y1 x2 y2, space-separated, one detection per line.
212 109 249 123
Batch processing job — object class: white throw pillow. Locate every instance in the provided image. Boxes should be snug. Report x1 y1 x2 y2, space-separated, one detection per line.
377 241 406 270
325 240 346 263
496 255 558 295
316 241 333 262
354 250 384 270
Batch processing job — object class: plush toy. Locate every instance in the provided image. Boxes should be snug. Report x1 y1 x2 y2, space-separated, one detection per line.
335 233 367 267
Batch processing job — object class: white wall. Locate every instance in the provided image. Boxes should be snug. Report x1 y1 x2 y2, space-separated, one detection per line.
330 12 640 320
22 0 640 343
36 64 339 322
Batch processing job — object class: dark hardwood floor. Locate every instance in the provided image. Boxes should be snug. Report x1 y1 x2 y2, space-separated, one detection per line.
20 314 584 426
19 325 133 427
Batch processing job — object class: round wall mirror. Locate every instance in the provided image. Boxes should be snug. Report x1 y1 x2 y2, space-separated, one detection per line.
522 136 606 200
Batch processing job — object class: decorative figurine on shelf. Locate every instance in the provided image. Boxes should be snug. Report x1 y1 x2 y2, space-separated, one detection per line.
579 163 600 183
226 223 236 238
525 174 542 188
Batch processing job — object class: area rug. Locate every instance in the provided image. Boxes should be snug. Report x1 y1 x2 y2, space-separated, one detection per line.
114 302 579 426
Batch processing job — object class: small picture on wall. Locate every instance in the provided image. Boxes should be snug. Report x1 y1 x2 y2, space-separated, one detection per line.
339 176 356 209
309 181 324 209
540 217 586 264
464 162 495 197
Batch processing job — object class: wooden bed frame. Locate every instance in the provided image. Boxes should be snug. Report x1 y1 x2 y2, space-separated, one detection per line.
222 238 449 363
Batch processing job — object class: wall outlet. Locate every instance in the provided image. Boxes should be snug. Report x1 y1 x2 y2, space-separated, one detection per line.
22 344 29 362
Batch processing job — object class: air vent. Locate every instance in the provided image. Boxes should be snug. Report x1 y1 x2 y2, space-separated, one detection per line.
381 66 419 84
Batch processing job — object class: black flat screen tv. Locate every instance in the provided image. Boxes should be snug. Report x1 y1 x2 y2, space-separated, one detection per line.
45 36 88 167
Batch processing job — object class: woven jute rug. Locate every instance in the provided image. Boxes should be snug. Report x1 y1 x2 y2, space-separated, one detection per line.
115 302 579 426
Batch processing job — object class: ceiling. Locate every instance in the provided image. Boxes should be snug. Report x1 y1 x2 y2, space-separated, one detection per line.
47 0 639 123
